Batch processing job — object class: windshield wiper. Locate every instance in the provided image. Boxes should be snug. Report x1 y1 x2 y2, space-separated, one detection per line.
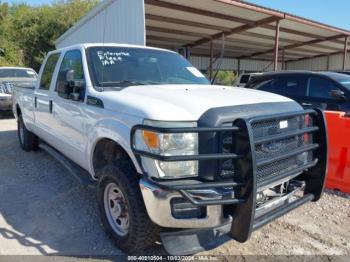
98 80 167 91
144 81 163 85
100 80 164 88
107 80 147 86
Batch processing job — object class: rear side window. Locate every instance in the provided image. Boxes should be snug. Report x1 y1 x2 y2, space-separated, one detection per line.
248 78 274 91
240 74 250 84
253 76 307 97
39 53 61 90
307 77 339 99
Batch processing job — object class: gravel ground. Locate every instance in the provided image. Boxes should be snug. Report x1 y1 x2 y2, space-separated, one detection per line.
0 117 349 258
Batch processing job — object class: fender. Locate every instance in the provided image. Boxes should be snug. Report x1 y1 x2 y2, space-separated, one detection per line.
87 117 142 178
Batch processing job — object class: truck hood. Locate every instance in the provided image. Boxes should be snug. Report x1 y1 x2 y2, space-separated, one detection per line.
99 84 297 121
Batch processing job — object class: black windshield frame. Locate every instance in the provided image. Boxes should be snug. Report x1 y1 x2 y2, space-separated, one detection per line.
86 46 210 90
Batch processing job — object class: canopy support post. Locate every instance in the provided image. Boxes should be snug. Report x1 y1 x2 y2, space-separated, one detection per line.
342 36 348 70
273 19 280 71
210 39 214 81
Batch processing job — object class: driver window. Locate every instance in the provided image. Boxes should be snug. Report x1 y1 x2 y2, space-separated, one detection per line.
307 77 339 99
56 50 84 90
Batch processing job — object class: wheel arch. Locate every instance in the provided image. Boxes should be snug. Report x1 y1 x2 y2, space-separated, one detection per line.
90 136 142 179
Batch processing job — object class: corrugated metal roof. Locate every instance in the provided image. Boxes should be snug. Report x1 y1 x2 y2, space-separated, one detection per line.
56 0 350 69
144 0 350 62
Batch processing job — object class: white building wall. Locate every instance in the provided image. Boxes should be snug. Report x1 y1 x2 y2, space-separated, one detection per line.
56 0 145 48
286 52 350 71
189 56 238 71
329 53 343 70
190 56 282 72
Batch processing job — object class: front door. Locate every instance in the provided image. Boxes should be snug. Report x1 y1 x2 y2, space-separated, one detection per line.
50 49 88 168
304 76 346 111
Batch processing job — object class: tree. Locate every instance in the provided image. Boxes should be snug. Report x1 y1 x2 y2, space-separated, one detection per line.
214 70 237 86
0 0 98 70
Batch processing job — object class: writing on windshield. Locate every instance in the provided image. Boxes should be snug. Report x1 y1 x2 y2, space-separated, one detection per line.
87 47 210 88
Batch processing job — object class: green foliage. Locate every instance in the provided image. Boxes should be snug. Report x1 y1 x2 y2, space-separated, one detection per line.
0 0 98 70
214 70 237 86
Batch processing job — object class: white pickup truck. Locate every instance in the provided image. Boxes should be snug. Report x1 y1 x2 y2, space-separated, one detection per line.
12 43 328 255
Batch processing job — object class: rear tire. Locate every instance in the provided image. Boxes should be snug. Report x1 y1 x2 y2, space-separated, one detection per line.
18 115 38 151
97 161 160 254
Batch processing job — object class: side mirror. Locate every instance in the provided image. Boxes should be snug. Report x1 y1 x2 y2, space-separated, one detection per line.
66 69 75 82
330 89 346 100
57 69 85 101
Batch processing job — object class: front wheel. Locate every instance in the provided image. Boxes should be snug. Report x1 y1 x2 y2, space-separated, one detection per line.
97 163 160 253
18 115 38 151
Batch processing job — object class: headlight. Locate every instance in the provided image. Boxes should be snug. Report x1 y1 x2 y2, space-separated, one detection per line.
134 120 198 179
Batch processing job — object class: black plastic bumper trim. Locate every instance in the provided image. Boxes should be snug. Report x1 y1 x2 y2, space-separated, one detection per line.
160 221 232 255
253 193 314 231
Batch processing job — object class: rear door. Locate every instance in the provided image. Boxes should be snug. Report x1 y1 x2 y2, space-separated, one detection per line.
34 52 61 141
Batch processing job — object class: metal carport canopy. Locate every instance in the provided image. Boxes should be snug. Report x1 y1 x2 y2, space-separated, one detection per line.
145 0 350 74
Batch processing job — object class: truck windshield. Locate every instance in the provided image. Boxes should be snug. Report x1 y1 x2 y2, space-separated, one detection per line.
321 72 350 91
0 68 37 79
86 47 210 88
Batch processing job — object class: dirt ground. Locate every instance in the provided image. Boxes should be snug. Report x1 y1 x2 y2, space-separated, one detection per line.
0 117 349 259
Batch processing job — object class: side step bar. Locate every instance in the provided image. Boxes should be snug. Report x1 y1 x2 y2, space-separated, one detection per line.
39 142 95 187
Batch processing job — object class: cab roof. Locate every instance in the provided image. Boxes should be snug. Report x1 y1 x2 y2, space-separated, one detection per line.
51 43 176 55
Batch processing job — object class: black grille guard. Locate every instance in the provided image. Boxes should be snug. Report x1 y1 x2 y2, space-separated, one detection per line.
131 108 328 241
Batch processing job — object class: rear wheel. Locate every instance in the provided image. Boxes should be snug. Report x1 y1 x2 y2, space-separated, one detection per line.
97 162 160 253
18 115 38 151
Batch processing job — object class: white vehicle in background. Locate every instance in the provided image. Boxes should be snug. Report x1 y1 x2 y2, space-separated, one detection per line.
234 72 263 87
12 43 327 255
0 67 37 112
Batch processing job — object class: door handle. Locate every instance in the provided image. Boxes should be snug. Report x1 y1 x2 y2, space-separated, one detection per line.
34 97 37 108
49 100 53 114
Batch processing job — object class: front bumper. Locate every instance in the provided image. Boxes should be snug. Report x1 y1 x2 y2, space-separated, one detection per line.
140 178 230 228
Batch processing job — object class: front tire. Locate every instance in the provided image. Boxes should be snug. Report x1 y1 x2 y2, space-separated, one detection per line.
97 163 159 254
17 115 38 151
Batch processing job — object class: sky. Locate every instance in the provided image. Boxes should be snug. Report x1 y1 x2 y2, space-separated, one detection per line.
3 0 350 30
